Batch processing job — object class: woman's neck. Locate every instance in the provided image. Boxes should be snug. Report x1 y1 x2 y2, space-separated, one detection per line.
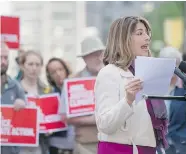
56 83 63 90
21 77 39 95
22 77 37 86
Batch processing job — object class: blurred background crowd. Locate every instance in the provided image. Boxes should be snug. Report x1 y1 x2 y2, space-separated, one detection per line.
1 1 186 154
1 1 186 83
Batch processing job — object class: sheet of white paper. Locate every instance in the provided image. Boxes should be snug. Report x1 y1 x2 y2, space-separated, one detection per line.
135 56 176 103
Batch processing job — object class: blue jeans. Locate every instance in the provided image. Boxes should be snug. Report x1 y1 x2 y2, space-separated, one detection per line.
165 142 186 154
156 139 186 154
165 137 186 154
1 146 20 154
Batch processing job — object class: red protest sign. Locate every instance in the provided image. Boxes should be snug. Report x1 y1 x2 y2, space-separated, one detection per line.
0 105 39 147
64 77 96 117
26 93 67 133
0 16 20 49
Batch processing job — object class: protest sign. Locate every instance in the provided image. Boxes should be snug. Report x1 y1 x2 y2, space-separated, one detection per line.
0 105 39 147
1 16 20 49
64 77 96 117
27 93 67 133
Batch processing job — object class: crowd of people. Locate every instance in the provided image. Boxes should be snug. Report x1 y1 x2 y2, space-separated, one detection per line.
1 16 186 154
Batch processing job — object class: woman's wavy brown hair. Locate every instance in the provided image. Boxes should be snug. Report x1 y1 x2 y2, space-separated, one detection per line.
19 50 43 66
103 16 151 70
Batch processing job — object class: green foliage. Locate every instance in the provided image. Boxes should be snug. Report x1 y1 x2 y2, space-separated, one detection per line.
144 1 184 54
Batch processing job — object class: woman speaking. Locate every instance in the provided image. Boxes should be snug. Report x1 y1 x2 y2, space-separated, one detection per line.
94 16 168 154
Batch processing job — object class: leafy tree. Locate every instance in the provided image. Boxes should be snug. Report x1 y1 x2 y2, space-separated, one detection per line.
144 1 184 55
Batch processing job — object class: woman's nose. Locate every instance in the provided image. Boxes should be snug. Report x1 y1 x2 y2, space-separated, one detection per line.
32 64 38 71
145 33 150 41
56 70 61 76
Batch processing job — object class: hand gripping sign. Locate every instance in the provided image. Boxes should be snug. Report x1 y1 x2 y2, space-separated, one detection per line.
64 77 96 118
0 105 39 147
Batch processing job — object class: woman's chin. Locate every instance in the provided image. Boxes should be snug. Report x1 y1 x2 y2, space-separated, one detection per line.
56 80 63 87
27 75 38 80
140 52 149 57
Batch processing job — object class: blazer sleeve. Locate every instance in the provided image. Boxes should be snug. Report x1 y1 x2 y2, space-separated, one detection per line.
95 70 134 134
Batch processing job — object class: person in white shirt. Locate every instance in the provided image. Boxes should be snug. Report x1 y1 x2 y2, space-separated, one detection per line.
94 16 168 154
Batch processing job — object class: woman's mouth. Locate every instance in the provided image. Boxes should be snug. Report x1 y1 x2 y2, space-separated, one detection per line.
59 78 64 84
141 44 149 51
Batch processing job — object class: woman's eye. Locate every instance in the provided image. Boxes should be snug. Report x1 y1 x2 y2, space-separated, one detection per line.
36 63 41 67
59 68 64 72
28 63 33 66
137 32 143 35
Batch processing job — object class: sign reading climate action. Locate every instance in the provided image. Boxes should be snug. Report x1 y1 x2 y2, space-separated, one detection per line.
64 77 96 117
0 105 39 147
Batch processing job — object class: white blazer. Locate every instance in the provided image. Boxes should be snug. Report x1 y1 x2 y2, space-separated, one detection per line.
94 64 156 154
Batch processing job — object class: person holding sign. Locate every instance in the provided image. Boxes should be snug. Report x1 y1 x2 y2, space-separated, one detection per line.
68 35 105 154
1 42 26 154
46 57 74 154
18 51 52 154
94 16 168 154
